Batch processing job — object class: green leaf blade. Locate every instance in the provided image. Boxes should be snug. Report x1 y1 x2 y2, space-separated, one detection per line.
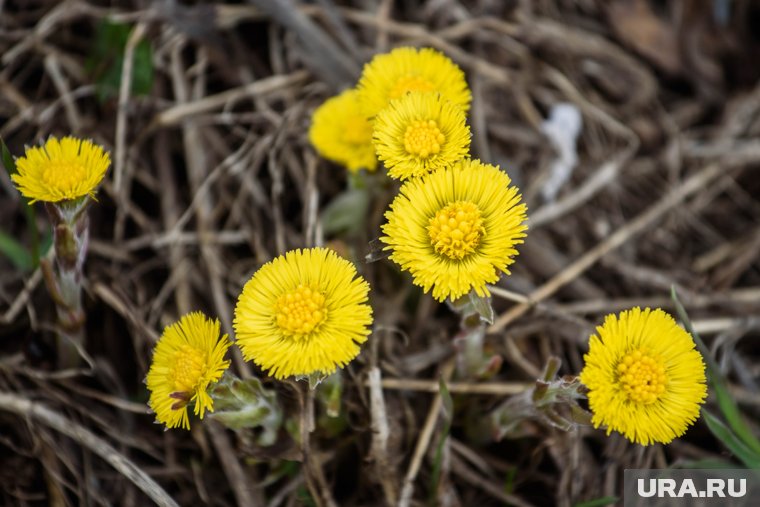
0 230 32 272
702 410 760 469
87 20 154 102
671 287 760 455
573 496 619 507
1 137 16 176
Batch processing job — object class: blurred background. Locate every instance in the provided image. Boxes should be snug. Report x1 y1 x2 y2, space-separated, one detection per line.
1 1 759 505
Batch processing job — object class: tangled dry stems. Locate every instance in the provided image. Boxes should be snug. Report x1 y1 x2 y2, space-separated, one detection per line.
1 1 760 505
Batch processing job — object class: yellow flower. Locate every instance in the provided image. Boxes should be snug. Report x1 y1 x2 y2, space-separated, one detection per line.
580 307 707 446
234 248 373 379
381 159 527 302
373 92 470 180
357 47 471 119
146 312 232 430
11 136 110 203
309 89 377 173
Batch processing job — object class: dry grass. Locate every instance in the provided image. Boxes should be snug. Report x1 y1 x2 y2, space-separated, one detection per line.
1 1 760 506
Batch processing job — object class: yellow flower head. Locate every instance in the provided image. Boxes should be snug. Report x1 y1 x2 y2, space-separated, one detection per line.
579 307 707 446
357 47 471 119
381 159 527 302
146 312 232 430
234 247 373 379
11 136 110 203
373 92 470 180
309 89 377 173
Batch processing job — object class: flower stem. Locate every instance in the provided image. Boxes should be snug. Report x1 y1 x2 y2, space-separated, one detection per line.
208 373 282 444
449 291 500 379
43 201 89 369
489 356 592 440
295 380 337 507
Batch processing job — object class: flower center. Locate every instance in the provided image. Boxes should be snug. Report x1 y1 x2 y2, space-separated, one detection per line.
171 345 206 393
389 74 435 100
41 161 86 194
404 120 446 159
428 201 485 260
275 284 327 338
617 348 667 404
343 115 373 145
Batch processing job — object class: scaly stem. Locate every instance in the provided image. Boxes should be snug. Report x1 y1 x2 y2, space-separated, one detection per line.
208 373 283 444
449 292 501 379
44 200 89 369
489 356 592 440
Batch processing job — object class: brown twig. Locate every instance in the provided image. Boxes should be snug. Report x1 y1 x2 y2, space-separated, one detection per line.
489 163 726 333
0 391 178 507
207 422 261 507
113 20 148 242
367 367 398 506
398 360 455 507
374 377 530 395
247 0 359 88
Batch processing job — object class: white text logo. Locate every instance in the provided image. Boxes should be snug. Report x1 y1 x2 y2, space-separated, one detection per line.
637 478 746 498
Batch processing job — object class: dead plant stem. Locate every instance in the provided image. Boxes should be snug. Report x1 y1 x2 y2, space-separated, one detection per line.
0 391 178 507
489 163 726 333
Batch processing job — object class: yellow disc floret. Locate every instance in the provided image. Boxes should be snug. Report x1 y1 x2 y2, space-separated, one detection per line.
343 114 374 145
41 160 87 194
428 201 485 260
275 284 328 337
171 344 207 393
617 349 667 404
404 120 445 158
389 74 436 100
